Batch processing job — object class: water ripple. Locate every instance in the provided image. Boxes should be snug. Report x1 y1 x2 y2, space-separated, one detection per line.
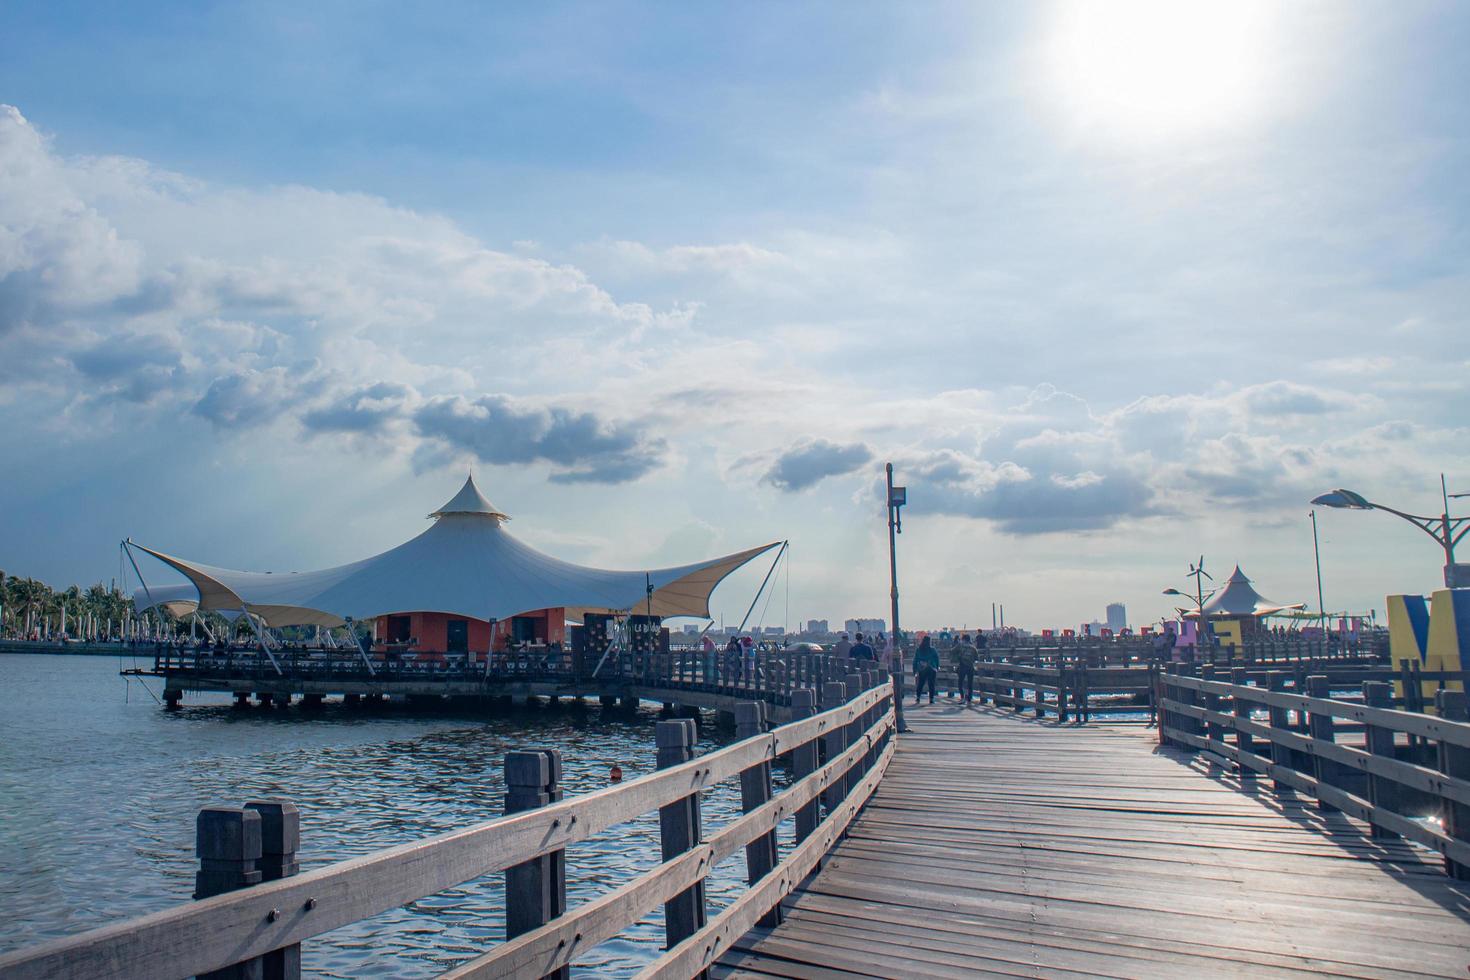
0 654 788 976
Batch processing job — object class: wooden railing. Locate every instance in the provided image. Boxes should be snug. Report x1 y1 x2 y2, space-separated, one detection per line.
146 646 892 711
945 656 1458 724
0 674 897 979
1157 664 1470 879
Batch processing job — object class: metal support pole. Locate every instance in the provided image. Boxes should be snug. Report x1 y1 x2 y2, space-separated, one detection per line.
343 616 376 677
886 463 908 733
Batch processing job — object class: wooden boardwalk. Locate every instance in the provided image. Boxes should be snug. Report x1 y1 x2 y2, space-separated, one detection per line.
717 702 1470 979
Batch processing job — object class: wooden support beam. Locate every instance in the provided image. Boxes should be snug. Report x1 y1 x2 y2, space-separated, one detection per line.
735 702 781 928
788 689 820 845
1362 681 1399 839
195 807 264 980
1306 675 1345 812
504 750 568 980
1230 667 1255 779
1267 671 1296 797
1437 690 1470 880
821 682 849 817
244 801 301 980
656 719 707 953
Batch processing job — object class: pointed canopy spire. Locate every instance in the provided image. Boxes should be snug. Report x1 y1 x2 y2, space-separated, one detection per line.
1194 564 1304 618
429 474 509 522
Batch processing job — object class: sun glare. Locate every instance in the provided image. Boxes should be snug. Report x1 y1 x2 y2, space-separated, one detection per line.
1047 0 1274 139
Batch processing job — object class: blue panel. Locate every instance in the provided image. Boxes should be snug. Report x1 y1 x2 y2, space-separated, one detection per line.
1404 595 1431 656
1450 590 1470 655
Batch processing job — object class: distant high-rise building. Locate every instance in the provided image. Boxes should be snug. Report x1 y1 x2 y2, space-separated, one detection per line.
1106 602 1127 632
844 618 886 635
805 619 830 634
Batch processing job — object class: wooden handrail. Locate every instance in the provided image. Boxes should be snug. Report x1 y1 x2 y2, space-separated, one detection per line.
1164 672 1470 748
444 703 894 978
639 736 896 979
0 684 894 980
1157 668 1470 878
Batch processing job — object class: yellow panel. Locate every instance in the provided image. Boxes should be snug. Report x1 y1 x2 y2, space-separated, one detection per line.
1212 619 1243 650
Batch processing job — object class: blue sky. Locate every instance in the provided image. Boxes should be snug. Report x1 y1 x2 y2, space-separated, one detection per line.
1 1 1467 631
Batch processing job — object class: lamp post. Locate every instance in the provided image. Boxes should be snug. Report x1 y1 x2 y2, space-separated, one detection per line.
1310 509 1327 638
1312 475 1470 588
886 463 909 733
1163 570 1217 659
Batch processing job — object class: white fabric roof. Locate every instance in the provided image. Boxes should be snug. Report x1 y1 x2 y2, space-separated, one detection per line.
131 583 251 621
1190 565 1305 619
131 583 202 618
129 476 780 629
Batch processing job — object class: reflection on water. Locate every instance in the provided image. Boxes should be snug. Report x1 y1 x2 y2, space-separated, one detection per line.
0 654 776 977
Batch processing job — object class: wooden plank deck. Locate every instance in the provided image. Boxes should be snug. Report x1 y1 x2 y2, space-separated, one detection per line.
716 702 1470 979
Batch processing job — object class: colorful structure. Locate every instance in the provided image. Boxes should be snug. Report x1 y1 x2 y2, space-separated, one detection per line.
1388 588 1468 709
1178 565 1304 648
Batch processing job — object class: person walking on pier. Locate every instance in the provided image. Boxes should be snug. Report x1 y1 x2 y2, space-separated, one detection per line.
952 634 978 703
833 633 852 659
850 632 875 662
913 635 939 705
724 634 743 684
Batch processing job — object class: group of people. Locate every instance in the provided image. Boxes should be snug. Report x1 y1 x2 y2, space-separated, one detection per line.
831 631 884 662
819 630 992 707
909 632 988 705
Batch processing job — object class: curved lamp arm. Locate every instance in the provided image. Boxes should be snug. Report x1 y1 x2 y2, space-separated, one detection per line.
1313 489 1461 550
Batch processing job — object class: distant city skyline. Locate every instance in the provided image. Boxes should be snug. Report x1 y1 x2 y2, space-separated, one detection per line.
1 3 1466 630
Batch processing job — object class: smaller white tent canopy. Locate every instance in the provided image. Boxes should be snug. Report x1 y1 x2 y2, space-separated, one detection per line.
131 583 201 619
128 476 781 629
1188 566 1305 619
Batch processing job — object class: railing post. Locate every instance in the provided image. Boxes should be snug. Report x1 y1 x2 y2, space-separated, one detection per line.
194 807 264 980
1266 671 1296 797
1177 663 1199 747
1147 663 1159 728
789 689 820 845
1230 668 1255 779
845 672 866 782
735 701 781 927
1199 665 1224 754
504 749 568 980
821 681 849 816
656 719 707 948
1058 658 1071 723
1157 666 1172 747
244 801 301 980
1435 690 1470 879
1305 676 1341 812
1362 681 1399 839
1076 659 1090 724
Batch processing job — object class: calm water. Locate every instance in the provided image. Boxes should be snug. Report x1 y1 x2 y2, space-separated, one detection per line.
0 654 767 977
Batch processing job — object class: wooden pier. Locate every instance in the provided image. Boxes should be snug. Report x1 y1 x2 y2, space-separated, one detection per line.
718 702 1470 979
5 656 1470 978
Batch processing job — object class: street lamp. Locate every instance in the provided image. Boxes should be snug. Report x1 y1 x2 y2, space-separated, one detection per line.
1312 475 1469 588
886 463 909 732
1163 561 1218 655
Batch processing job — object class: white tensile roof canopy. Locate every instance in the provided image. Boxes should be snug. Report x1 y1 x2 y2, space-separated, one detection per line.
129 476 780 629
1186 565 1305 619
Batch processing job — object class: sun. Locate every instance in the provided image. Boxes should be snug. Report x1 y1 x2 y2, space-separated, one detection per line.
1045 0 1274 139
